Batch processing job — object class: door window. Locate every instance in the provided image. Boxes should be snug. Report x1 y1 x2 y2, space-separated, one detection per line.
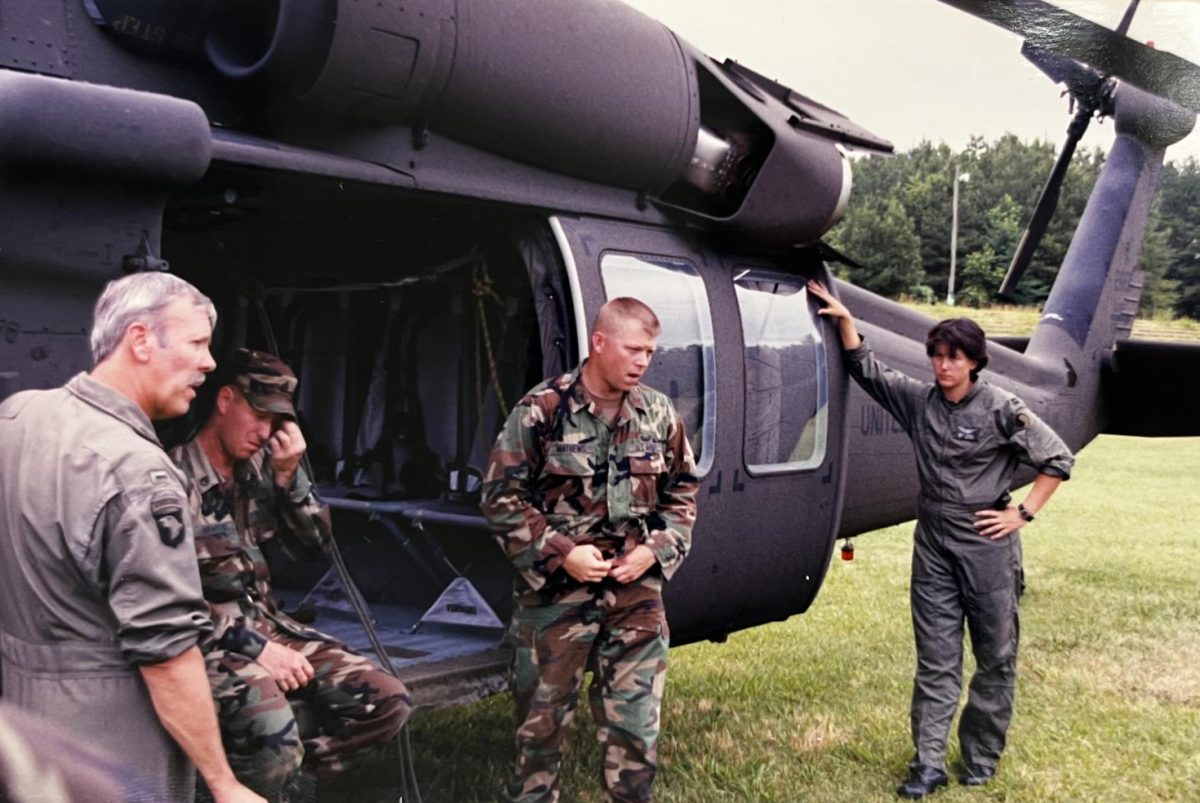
734 270 828 473
600 253 716 476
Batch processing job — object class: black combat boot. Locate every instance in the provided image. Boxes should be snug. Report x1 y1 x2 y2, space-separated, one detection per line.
957 763 995 787
896 764 949 799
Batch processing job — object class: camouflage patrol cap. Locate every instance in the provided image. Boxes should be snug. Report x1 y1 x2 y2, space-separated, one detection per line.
230 348 298 419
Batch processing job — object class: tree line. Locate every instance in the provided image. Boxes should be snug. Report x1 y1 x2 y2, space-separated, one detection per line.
825 135 1200 320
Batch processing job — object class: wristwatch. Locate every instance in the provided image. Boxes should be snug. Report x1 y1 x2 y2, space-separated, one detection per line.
1017 503 1035 523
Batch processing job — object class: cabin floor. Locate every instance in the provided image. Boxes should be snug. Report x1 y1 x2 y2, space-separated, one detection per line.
272 586 509 710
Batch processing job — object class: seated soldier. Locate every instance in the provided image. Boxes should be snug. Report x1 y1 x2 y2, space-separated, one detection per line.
170 348 412 798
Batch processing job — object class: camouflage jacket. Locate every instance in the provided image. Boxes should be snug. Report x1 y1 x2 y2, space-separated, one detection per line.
481 364 698 594
170 438 331 658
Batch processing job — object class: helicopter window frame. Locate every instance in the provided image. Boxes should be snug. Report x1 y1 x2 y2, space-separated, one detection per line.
598 251 716 478
733 267 829 476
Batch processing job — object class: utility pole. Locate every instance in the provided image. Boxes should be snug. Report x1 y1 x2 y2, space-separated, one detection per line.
947 165 970 305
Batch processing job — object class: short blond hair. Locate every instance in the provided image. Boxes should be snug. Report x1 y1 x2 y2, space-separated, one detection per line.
593 297 661 337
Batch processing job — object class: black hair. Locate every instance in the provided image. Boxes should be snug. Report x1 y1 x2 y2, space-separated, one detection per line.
925 318 988 381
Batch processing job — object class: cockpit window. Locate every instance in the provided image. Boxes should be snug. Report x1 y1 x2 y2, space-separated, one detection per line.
600 253 716 477
734 270 828 473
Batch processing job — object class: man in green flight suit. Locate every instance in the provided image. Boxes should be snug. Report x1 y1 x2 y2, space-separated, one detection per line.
0 272 262 803
482 297 699 803
171 348 411 799
809 281 1074 799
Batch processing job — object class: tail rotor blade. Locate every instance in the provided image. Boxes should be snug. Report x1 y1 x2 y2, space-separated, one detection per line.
999 102 1093 297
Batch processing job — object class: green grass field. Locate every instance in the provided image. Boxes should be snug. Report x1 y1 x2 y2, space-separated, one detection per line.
409 435 1200 802
904 303 1200 342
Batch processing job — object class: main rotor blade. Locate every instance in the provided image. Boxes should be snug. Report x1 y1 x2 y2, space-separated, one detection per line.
1021 39 1109 108
999 102 1092 297
935 0 1200 113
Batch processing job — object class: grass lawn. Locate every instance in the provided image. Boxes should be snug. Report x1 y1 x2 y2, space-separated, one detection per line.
903 303 1200 343
409 435 1200 802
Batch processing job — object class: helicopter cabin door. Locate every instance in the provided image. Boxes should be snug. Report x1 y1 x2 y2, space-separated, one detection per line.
548 216 844 644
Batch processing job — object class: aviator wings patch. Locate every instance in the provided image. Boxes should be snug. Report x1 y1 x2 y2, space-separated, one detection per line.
952 424 980 442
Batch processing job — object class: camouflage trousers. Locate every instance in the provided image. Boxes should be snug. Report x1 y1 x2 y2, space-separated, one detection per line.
206 633 412 798
505 580 670 803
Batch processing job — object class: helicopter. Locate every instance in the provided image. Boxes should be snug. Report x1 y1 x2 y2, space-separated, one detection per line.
0 0 1197 717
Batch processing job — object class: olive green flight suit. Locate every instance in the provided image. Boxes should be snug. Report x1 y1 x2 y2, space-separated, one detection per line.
845 344 1074 773
0 374 213 802
0 701 168 802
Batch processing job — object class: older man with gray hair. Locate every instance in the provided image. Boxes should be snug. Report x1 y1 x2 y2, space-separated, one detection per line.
0 272 263 803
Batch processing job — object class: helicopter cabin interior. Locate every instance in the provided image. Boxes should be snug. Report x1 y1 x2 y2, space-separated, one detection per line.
159 167 558 707
153 161 837 707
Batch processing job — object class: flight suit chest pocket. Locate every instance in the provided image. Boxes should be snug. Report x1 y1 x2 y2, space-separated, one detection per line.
941 413 996 466
194 522 249 601
624 444 666 512
540 446 598 514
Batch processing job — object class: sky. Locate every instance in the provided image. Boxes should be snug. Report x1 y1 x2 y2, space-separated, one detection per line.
620 0 1200 164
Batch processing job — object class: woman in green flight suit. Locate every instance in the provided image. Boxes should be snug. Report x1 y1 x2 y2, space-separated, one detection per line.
808 281 1074 799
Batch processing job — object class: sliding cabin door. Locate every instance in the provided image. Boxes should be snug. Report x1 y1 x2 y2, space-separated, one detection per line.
550 218 845 644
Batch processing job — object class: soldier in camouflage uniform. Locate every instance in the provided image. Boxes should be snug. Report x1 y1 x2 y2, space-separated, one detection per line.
170 348 411 799
809 281 1074 799
483 297 699 803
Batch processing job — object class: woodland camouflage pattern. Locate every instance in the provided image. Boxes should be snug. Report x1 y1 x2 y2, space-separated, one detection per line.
170 438 331 657
170 438 410 795
207 630 409 793
230 348 299 420
482 366 697 595
505 582 670 803
483 366 698 803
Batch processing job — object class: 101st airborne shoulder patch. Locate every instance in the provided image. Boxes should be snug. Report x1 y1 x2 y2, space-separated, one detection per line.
151 493 186 548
